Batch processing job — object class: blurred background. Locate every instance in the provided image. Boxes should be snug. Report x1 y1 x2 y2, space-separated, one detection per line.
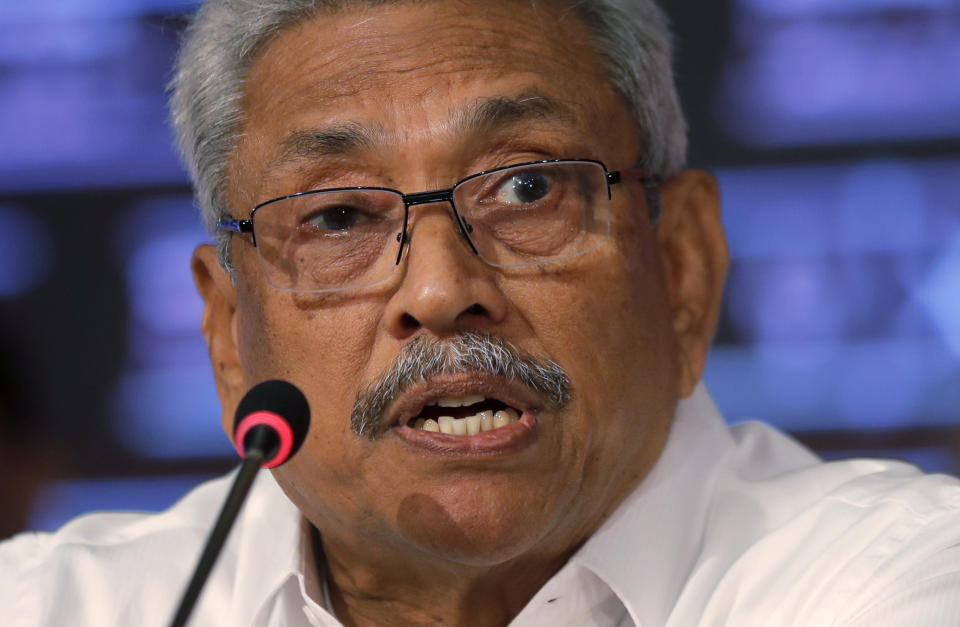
0 0 958 538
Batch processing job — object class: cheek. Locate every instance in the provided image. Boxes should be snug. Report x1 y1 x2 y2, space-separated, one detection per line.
232 277 386 454
522 235 671 384
236 286 380 384
234 291 393 523
511 229 676 455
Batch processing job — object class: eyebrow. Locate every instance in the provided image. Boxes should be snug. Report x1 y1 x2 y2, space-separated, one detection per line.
270 91 576 169
275 121 380 165
456 91 576 137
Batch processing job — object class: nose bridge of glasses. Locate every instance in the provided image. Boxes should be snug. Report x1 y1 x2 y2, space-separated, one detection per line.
399 187 478 255
403 188 454 207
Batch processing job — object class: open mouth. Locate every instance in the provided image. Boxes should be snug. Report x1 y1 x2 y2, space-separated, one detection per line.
405 395 522 435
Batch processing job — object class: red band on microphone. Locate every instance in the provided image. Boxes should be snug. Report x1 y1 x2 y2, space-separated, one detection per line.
234 410 294 468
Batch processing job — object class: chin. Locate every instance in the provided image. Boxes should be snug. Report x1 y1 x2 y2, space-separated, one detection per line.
392 484 568 567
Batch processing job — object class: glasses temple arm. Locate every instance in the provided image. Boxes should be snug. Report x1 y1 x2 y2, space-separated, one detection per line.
217 218 254 234
608 169 663 226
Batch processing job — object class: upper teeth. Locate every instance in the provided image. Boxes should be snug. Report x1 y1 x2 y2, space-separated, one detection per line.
429 395 485 408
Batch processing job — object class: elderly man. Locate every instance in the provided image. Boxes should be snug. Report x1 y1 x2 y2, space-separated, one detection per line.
3 0 960 625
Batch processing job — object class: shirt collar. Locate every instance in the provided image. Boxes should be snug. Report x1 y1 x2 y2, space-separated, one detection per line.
570 383 735 627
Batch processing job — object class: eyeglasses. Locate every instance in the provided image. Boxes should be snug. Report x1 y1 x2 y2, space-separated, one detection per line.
218 158 659 293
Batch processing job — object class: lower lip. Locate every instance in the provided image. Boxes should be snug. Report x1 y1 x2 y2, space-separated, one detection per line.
392 413 539 455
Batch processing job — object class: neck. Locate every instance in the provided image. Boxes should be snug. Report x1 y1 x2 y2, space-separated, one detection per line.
317 532 577 627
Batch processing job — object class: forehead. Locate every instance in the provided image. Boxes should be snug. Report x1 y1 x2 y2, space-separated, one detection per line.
247 1 610 99
234 0 635 196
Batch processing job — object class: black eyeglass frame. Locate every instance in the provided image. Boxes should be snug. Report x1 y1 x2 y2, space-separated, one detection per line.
217 157 661 269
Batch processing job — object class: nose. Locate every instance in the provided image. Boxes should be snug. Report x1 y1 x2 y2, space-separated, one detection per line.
382 207 509 339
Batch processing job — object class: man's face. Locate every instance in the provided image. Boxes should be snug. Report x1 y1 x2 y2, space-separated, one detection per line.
196 0 712 571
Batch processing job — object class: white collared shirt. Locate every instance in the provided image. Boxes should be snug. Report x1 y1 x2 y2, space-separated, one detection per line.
3 385 960 626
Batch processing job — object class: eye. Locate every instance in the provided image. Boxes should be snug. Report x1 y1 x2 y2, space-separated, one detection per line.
494 170 553 205
304 205 368 232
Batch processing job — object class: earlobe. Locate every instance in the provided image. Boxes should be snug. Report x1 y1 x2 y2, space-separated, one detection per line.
192 244 245 431
656 170 729 397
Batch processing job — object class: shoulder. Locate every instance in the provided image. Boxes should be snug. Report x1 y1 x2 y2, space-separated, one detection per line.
704 423 960 625
0 474 234 627
724 421 960 530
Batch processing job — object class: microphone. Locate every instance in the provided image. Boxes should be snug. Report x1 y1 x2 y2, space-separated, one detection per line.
170 380 310 627
233 379 311 468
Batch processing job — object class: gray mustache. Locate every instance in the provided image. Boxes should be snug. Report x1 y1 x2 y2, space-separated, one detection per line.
351 332 571 439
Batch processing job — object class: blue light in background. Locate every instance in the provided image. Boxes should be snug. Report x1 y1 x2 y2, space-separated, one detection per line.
706 339 960 431
111 366 232 459
722 0 960 146
0 4 189 192
917 234 960 355
832 339 925 429
0 0 198 24
706 343 840 423
114 194 209 360
0 205 53 298
738 0 955 19
717 159 959 261
28 473 216 533
718 159 959 343
125 226 206 336
708 158 960 431
835 161 926 254
111 195 228 459
0 14 136 64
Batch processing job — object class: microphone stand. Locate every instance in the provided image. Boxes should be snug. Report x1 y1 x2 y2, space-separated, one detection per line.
168 427 276 627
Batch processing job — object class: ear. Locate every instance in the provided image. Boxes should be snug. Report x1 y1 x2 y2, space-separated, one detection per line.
192 244 245 434
656 170 728 397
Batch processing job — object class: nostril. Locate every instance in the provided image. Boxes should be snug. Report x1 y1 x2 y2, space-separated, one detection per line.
399 312 420 333
464 303 486 316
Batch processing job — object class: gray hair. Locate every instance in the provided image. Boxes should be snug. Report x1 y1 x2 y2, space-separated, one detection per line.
169 0 686 269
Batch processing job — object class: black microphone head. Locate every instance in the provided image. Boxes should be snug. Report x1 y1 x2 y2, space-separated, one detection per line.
232 380 310 468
